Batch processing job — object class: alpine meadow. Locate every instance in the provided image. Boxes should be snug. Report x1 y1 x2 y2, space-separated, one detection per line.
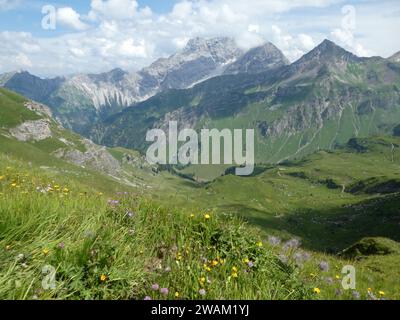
0 0 400 304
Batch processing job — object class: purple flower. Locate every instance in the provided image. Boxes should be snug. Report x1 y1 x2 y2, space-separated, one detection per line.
126 211 134 218
108 199 119 206
247 261 254 268
160 288 169 295
58 242 65 249
319 261 330 272
144 296 152 300
352 291 361 300
268 236 281 246
278 254 288 264
325 277 334 285
283 239 301 251
151 283 159 291
199 289 206 296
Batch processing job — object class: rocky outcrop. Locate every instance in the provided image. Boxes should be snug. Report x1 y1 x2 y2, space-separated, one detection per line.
53 139 121 176
10 119 52 142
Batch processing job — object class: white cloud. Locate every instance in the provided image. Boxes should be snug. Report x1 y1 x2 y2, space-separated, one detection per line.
0 0 399 76
0 0 20 11
89 0 139 20
119 39 147 58
57 7 89 31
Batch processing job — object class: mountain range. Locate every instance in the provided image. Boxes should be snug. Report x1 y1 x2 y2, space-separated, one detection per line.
0 37 287 135
1 38 400 166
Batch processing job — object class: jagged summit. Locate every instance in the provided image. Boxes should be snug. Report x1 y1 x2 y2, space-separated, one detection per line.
224 41 289 75
389 51 400 63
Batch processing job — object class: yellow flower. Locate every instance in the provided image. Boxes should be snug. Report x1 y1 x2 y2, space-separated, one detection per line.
243 258 250 264
231 272 238 278
0 175 4 180
98 192 103 196
204 214 211 220
63 188 69 193
11 183 17 188
175 292 180 298
256 241 263 247
42 248 50 255
211 260 219 267
367 288 372 293
335 275 341 280
313 288 321 294
310 273 316 277
5 245 11 251
100 274 107 282
190 214 195 218
232 266 238 272
199 277 206 284
379 291 385 296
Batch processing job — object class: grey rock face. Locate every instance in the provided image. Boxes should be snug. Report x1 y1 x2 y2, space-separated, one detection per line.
389 51 400 63
10 119 52 142
224 42 289 75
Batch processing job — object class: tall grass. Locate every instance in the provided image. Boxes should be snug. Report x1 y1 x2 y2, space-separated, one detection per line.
0 160 314 300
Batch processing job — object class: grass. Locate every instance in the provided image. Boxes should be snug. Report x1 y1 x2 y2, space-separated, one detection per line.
0 158 318 300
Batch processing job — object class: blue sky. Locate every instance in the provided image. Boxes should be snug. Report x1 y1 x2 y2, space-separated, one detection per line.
0 0 399 76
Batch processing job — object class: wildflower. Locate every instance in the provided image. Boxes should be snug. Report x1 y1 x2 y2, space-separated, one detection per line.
175 292 180 298
325 277 334 285
247 261 254 268
352 291 361 300
243 258 250 264
58 242 65 249
313 287 321 294
0 175 4 180
5 245 11 251
11 183 17 188
199 277 206 284
367 288 373 293
126 211 134 218
335 275 341 280
164 266 171 273
199 289 206 296
335 289 342 296
160 288 169 295
100 274 107 282
256 241 263 247
98 192 103 196
190 214 195 218
232 266 238 273
151 284 160 291
283 239 301 251
42 248 50 255
17 253 24 261
319 261 329 272
231 272 238 278
279 254 288 264
379 291 385 296
268 236 281 246
211 260 219 267
204 214 211 220
63 188 69 193
144 296 152 301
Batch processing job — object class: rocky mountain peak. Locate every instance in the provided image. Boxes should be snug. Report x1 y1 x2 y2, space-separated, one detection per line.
224 41 289 75
389 51 400 63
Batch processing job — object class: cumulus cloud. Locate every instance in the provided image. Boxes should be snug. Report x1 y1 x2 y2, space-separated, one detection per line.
0 0 399 76
0 0 21 11
89 0 139 20
57 7 89 31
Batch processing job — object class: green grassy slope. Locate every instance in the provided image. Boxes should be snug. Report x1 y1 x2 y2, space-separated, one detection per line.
1 88 399 300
